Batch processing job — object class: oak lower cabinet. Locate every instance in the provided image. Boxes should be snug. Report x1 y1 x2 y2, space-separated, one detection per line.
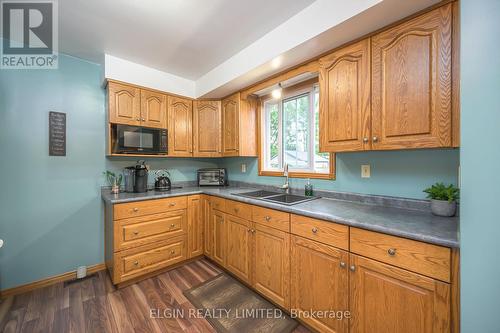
349 254 450 333
187 195 203 258
290 235 349 333
212 208 226 267
105 196 190 285
226 214 252 284
253 223 290 309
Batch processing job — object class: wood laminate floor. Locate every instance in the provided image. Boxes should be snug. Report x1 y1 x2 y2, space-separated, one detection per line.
0 259 311 333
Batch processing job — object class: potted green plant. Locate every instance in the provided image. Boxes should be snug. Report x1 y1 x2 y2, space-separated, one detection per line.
103 171 123 194
423 182 459 217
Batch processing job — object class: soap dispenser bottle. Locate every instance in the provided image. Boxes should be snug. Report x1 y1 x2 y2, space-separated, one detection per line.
305 178 313 197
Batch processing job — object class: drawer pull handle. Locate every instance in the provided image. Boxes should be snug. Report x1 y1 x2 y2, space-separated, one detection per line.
133 261 139 266
169 203 176 207
311 227 318 234
388 248 397 256
133 230 139 235
133 208 139 212
349 265 356 272
265 216 271 221
340 262 346 268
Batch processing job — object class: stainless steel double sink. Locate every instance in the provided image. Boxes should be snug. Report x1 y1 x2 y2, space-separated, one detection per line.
232 190 318 206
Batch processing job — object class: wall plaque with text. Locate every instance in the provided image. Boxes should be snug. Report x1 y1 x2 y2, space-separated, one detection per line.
49 111 66 156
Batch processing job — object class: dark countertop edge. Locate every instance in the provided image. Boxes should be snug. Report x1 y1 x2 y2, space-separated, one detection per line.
102 188 459 248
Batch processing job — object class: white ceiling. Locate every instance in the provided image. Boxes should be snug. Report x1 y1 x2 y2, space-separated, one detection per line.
59 0 316 79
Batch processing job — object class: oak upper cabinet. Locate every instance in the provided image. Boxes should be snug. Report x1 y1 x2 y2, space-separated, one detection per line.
253 224 290 309
212 208 226 267
108 82 141 126
226 215 252 284
168 96 193 156
141 89 167 129
221 93 258 157
187 195 203 258
193 100 222 157
349 254 450 333
371 4 452 150
319 38 371 152
291 236 349 333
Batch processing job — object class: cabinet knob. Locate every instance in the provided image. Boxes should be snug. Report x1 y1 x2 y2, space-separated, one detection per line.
265 216 271 221
363 137 369 143
136 118 140 121
311 227 318 234
169 202 176 207
133 261 139 266
133 208 139 212
234 208 239 213
141 118 145 121
133 230 139 235
251 229 256 234
349 265 356 272
340 262 346 268
170 223 176 228
387 248 397 256
170 250 175 254
372 136 379 143
247 228 252 233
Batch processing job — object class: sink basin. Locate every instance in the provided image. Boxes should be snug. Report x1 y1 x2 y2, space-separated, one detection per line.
233 190 318 206
233 190 282 198
262 194 317 205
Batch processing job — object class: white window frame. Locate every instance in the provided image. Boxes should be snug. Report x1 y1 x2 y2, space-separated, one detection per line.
261 83 328 175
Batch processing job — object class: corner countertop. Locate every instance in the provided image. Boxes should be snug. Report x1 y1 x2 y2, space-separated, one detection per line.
102 186 459 248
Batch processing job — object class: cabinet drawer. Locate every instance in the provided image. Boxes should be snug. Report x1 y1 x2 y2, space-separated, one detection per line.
114 196 187 220
210 196 226 212
114 210 187 251
225 200 252 220
113 235 186 283
252 206 290 232
291 214 349 250
350 228 451 282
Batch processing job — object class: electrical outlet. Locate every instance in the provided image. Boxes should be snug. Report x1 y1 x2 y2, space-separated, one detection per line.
361 165 371 178
241 164 246 173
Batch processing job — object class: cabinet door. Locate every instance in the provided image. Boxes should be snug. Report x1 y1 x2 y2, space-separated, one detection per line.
290 236 349 333
253 223 290 309
226 215 252 283
371 4 452 149
319 39 371 152
202 196 213 258
168 96 193 156
187 195 203 258
193 100 221 157
222 93 240 156
350 254 450 333
108 82 141 126
212 209 226 267
141 89 167 129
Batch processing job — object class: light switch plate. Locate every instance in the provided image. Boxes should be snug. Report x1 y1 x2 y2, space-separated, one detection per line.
241 164 246 173
361 165 371 178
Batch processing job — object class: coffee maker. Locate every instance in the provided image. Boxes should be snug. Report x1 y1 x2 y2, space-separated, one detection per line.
123 161 149 193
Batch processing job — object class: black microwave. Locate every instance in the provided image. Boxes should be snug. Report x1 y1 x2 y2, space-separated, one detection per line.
111 125 167 155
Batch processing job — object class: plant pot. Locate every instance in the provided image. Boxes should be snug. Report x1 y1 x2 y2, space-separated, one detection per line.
430 199 457 217
111 184 120 194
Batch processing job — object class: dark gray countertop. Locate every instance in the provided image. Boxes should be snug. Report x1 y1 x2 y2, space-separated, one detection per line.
102 186 459 248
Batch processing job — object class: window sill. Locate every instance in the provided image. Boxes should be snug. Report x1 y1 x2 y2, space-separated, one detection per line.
258 170 335 180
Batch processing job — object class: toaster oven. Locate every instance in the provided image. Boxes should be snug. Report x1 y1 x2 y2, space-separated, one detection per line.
197 168 228 186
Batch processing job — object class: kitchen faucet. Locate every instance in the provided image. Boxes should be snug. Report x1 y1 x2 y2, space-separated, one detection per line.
282 163 290 194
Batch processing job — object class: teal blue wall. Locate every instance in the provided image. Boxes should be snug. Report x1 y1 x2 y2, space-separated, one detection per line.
0 54 216 290
460 0 500 331
220 148 459 199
